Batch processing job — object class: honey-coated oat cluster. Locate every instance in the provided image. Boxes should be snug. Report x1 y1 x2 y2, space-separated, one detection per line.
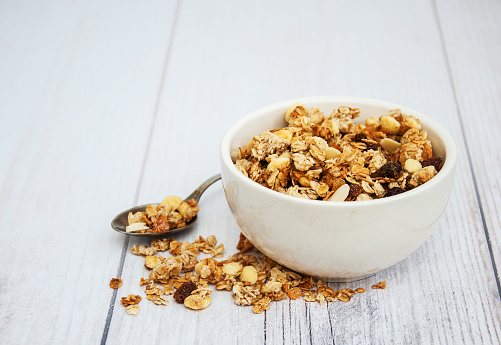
115 233 386 315
235 104 443 201
126 196 199 233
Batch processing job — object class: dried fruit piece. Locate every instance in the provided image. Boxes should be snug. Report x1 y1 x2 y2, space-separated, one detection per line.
109 278 123 289
364 142 379 151
348 184 363 199
353 133 367 142
378 162 402 179
385 187 405 197
173 282 197 303
422 156 443 171
153 215 170 233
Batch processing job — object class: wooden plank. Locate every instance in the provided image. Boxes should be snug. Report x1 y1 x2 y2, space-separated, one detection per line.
435 0 501 283
0 0 177 344
105 0 500 344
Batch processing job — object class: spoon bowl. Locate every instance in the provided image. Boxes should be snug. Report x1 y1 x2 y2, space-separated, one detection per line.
111 174 221 236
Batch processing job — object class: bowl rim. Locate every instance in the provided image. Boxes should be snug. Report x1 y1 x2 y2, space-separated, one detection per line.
220 96 457 208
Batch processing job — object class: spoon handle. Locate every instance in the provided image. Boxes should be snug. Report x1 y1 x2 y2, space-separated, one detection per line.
184 174 222 202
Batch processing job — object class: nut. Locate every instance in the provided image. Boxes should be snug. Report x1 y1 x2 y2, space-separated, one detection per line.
298 176 311 187
267 156 290 171
126 304 140 315
144 255 161 269
274 129 293 141
365 117 379 126
380 138 401 153
356 193 372 201
404 158 422 173
325 147 341 160
160 195 182 209
380 115 401 134
330 120 340 134
222 262 243 276
285 103 307 123
125 222 150 233
328 184 350 202
239 266 258 284
184 295 211 310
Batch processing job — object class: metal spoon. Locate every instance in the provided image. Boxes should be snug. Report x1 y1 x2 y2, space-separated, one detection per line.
111 174 222 237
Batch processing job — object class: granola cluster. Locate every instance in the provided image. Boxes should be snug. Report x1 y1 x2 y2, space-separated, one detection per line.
119 233 385 315
126 196 199 233
235 103 444 201
109 278 123 289
120 294 142 315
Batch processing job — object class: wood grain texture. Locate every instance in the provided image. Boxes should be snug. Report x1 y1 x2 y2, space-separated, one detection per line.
0 0 500 344
435 0 501 283
104 0 500 344
0 0 177 344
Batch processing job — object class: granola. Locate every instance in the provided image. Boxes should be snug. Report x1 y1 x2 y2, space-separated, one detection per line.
120 294 142 307
235 104 444 201
122 232 386 315
109 278 123 289
126 196 199 233
126 304 140 315
372 281 387 289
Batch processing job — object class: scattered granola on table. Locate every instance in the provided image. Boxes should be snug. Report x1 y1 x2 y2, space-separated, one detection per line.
372 281 387 289
234 103 444 201
126 196 199 233
122 233 385 315
120 294 142 306
126 304 140 315
109 278 123 289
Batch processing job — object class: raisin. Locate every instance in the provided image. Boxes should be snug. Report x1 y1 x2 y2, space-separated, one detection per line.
153 215 170 233
385 187 405 197
422 156 443 171
348 184 363 199
173 282 197 303
353 133 367 142
365 142 379 151
378 162 402 179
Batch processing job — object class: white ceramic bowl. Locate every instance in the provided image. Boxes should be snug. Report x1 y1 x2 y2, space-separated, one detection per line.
220 96 457 282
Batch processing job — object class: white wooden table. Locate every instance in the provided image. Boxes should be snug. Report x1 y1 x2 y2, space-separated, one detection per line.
1 0 500 344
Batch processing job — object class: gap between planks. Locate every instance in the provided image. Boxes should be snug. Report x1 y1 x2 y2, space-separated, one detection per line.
431 0 501 300
100 1 183 343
